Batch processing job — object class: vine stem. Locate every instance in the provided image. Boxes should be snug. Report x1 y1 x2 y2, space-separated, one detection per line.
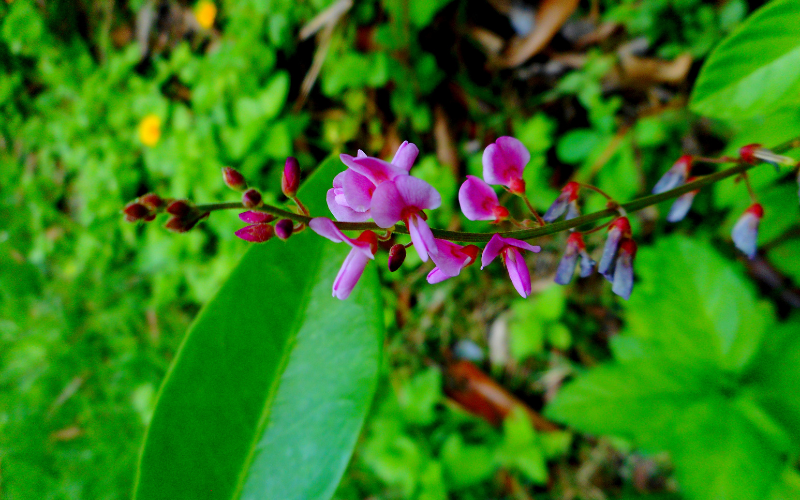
196 137 800 244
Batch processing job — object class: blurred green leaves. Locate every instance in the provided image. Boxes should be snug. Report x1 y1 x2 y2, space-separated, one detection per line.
547 236 800 500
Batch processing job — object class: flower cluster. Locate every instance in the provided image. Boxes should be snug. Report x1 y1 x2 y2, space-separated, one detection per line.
124 133 798 303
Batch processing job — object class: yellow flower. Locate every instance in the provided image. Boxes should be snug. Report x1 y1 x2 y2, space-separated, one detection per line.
195 1 217 30
138 115 161 147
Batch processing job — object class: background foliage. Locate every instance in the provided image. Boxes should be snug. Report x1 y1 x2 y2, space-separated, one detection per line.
1 1 799 499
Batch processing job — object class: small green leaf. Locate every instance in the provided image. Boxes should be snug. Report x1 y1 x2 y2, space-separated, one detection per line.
134 158 384 500
396 367 442 426
495 407 548 484
690 0 800 120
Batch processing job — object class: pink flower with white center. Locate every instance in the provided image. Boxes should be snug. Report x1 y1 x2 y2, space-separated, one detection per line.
652 155 692 194
308 217 378 300
543 182 581 222
554 232 595 285
427 240 480 284
481 234 541 298
235 211 275 243
371 175 442 262
609 238 637 300
482 136 530 194
732 203 763 259
666 177 699 223
458 175 509 222
598 217 631 280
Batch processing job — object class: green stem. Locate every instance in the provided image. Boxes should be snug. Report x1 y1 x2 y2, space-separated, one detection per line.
197 137 800 243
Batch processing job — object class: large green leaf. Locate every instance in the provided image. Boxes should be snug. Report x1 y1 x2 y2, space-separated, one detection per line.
134 158 384 500
690 0 800 120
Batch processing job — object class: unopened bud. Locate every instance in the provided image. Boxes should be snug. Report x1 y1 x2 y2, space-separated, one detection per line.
274 219 294 240
387 244 407 272
235 223 274 243
165 216 193 233
239 211 274 224
282 157 300 197
242 189 263 209
739 144 761 164
166 200 193 217
123 202 150 222
140 193 165 211
222 167 247 191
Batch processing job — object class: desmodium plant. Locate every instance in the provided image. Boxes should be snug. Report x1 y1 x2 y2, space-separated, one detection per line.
124 137 800 302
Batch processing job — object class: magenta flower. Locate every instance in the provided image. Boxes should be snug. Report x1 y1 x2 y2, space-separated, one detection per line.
427 240 479 284
731 203 763 259
554 232 595 285
371 175 442 262
543 182 580 222
481 234 541 298
308 217 378 300
482 136 530 194
458 175 509 222
235 211 275 243
598 217 631 279
390 141 420 172
666 178 699 223
652 155 692 194
609 238 637 300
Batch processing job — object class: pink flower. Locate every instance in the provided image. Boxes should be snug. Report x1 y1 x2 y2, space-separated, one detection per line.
390 141 420 172
554 232 595 285
732 203 763 259
482 136 530 194
308 217 378 300
652 155 692 194
371 175 442 262
609 238 637 300
235 211 275 242
458 175 509 222
543 182 580 222
427 240 479 284
666 178 699 223
481 234 541 298
598 217 631 280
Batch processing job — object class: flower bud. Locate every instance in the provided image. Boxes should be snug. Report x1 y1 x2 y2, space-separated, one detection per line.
543 182 581 222
274 219 294 240
235 223 274 243
242 188 263 209
123 202 150 222
652 155 692 194
166 200 193 217
282 157 300 198
239 211 274 224
164 216 195 233
222 167 247 191
387 244 407 272
140 193 165 211
739 144 761 164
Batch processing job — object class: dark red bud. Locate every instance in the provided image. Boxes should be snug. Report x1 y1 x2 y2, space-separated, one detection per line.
282 157 300 197
462 245 480 266
166 200 193 217
222 167 247 191
235 223 274 243
387 244 407 272
242 189 263 209
356 230 379 255
123 202 150 221
274 219 294 240
746 203 764 218
140 193 165 210
143 213 157 222
739 144 762 164
509 178 526 195
164 216 194 233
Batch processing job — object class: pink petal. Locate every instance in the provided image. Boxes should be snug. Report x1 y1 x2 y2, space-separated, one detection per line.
407 213 438 262
332 171 346 189
341 154 407 185
326 190 371 223
342 169 376 212
308 218 374 259
498 235 540 254
234 224 272 243
505 247 532 298
391 141 419 172
482 136 530 187
394 175 442 211
459 175 499 221
426 267 451 284
370 181 405 228
481 234 507 269
430 239 470 277
356 150 368 158
239 211 273 223
332 248 370 300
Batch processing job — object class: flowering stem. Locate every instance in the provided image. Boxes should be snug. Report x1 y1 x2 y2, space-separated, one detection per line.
521 193 546 226
577 182 615 201
198 137 799 243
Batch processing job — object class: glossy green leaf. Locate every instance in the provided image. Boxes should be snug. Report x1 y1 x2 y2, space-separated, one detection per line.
134 157 384 500
690 0 800 120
